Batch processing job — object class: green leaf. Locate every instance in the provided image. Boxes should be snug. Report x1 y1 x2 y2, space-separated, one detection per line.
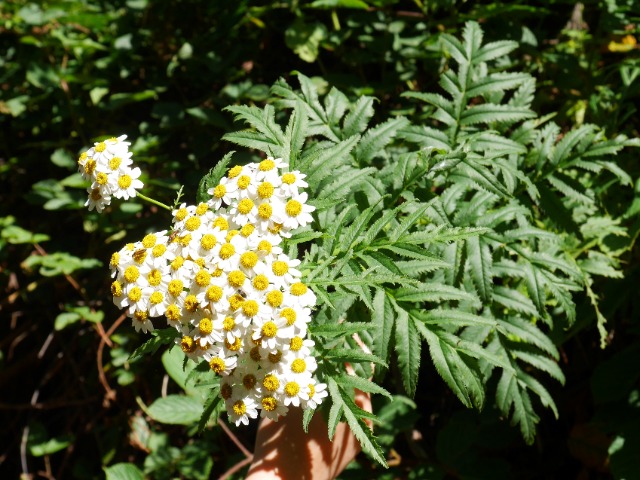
465 235 493 302
147 395 204 425
393 304 421 397
324 348 387 367
343 96 375 137
496 368 538 443
196 151 234 204
418 324 485 409
460 104 535 126
129 328 180 362
327 378 387 467
354 117 410 164
104 463 144 480
336 374 392 400
311 322 372 338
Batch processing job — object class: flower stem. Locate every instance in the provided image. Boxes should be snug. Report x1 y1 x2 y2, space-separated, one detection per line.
136 192 172 211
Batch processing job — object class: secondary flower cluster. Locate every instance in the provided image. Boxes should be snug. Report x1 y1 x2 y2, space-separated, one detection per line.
109 157 327 425
78 135 143 212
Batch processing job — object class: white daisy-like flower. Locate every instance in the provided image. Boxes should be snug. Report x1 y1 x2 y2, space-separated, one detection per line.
204 347 238 376
279 171 308 196
208 176 239 209
277 192 315 230
259 395 289 421
226 394 259 426
304 380 328 409
282 373 312 407
252 316 292 351
255 158 288 181
130 309 154 333
112 166 144 200
85 186 111 212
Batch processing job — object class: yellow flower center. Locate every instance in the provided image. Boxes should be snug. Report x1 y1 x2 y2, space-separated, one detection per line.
240 251 258 269
200 233 216 250
237 175 251 189
147 269 162 286
226 337 242 351
185 216 201 231
110 252 120 268
178 234 191 247
142 234 156 248
152 244 166 257
84 159 97 176
175 208 188 221
223 316 235 331
259 159 275 171
184 294 199 312
168 279 184 297
262 396 277 411
257 182 274 198
195 270 211 287
133 310 148 321
266 290 283 307
111 281 122 297
209 357 225 374
242 300 259 317
258 203 272 219
118 175 132 189
133 249 147 264
308 383 315 397
171 256 185 270
199 318 213 335
281 173 296 184
258 240 272 254
291 282 308 296
237 198 254 215
291 358 306 373
228 165 242 178
181 336 196 353
240 223 255 237
252 274 269 291
219 243 235 259
124 266 140 283
94 142 106 152
213 184 226 198
261 321 277 338
78 152 88 163
232 400 246 416
96 172 108 185
109 156 121 170
206 285 223 302
280 308 296 326
285 200 302 217
272 261 288 276
196 203 208 215
290 337 303 351
284 381 300 397
166 304 181 321
263 374 280 392
150 291 164 304
213 216 229 231
228 270 245 287
228 294 244 311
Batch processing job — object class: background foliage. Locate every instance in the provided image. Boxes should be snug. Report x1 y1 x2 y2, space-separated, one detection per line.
1 0 639 479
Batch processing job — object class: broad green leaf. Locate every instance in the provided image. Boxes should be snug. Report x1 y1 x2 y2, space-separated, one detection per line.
147 395 203 425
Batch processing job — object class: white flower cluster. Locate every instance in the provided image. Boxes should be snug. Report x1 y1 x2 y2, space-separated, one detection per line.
109 158 327 425
78 135 143 212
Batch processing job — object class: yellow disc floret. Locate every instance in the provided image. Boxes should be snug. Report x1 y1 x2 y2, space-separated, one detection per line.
272 261 288 276
285 200 302 217
291 358 306 373
263 374 280 392
142 234 157 248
